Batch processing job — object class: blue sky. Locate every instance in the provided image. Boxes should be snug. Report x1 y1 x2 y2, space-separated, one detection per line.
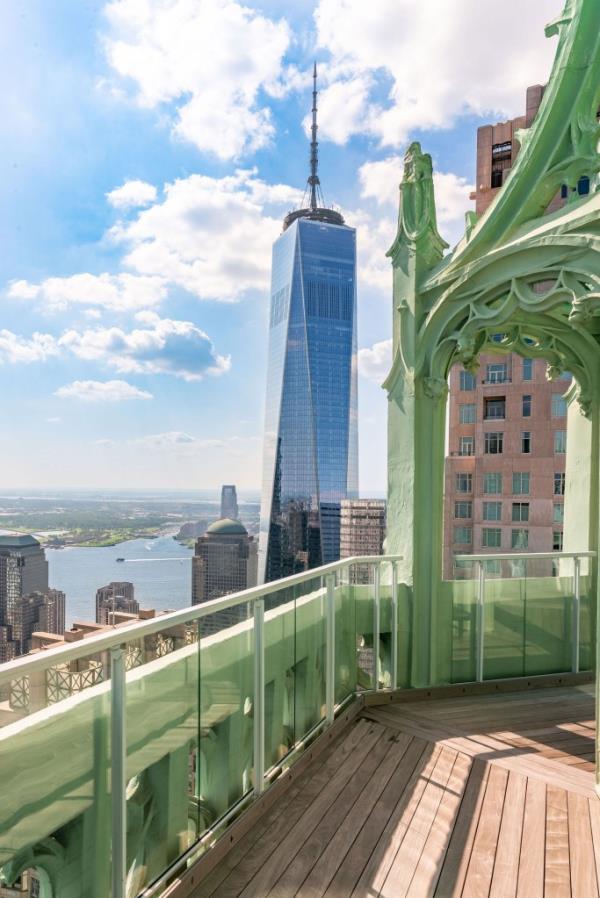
0 0 558 492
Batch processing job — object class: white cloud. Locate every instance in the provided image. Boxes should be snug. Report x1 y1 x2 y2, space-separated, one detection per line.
103 0 290 159
129 431 225 449
59 312 230 381
106 179 157 209
55 379 154 401
315 0 557 147
0 329 59 364
9 272 166 312
358 339 392 384
110 170 302 300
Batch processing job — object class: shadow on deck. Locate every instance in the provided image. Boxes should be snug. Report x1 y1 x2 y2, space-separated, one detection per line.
167 675 599 898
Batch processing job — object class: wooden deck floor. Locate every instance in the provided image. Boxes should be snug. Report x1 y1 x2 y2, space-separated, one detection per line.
190 683 599 898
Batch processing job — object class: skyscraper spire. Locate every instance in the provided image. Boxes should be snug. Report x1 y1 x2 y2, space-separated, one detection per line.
308 62 320 212
282 63 345 230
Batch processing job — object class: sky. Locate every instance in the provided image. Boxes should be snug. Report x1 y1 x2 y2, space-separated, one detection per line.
0 0 560 493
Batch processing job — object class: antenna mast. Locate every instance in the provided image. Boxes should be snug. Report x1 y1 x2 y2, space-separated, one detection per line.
308 62 320 212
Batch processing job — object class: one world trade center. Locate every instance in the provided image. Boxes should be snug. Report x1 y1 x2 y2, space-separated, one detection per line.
259 65 358 583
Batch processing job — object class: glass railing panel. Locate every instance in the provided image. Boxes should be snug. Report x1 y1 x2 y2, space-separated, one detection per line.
334 568 358 704
123 620 203 894
198 602 254 833
523 556 572 676
0 647 112 895
353 563 377 690
378 561 393 689
482 557 528 679
293 574 327 739
578 555 593 671
450 558 478 683
263 581 297 769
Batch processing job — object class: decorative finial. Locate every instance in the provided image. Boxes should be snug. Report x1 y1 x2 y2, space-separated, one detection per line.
308 62 320 212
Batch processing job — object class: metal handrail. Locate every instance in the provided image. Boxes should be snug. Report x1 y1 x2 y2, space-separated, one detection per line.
454 551 595 563
0 554 403 686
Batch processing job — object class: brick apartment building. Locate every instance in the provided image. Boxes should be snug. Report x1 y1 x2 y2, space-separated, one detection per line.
442 84 587 577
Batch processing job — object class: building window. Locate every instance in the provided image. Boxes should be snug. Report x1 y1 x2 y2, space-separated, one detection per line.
554 431 567 454
483 502 502 521
486 363 508 384
512 472 530 495
484 473 502 494
554 472 565 495
553 531 564 551
578 176 591 195
522 358 533 381
454 501 472 519
484 397 505 419
522 395 532 417
482 528 502 548
491 169 503 189
459 370 476 391
512 502 530 522
454 526 472 545
553 503 564 524
459 403 476 424
484 432 503 454
511 529 529 549
521 432 531 454
458 436 474 456
551 394 567 417
456 473 472 493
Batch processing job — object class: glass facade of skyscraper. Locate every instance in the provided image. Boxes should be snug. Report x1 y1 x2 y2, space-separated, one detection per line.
259 216 358 583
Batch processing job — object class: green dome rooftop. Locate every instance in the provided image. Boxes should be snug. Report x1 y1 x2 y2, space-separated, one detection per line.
206 518 247 536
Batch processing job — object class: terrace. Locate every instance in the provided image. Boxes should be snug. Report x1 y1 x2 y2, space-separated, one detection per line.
1 0 600 895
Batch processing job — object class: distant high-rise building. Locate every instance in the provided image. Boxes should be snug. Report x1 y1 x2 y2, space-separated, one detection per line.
340 499 386 584
220 485 239 521
259 65 358 583
10 590 66 655
192 519 257 633
0 535 50 661
96 582 138 625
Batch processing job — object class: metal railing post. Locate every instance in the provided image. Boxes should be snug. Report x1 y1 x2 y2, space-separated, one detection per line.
476 561 485 683
253 599 265 796
325 574 336 725
572 556 581 674
110 644 127 898
373 564 380 690
391 562 398 690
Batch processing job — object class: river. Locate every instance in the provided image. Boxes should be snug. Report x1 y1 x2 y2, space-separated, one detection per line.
47 535 193 626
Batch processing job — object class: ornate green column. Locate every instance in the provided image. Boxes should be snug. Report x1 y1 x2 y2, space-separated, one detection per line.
384 143 449 686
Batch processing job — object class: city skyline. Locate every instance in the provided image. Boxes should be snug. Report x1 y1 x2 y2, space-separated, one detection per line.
0 2 559 493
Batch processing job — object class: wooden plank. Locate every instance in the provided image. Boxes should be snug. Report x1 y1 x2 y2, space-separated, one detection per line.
366 707 596 798
567 791 598 898
588 795 600 892
433 759 490 898
265 729 408 898
232 722 388 898
461 765 508 898
285 733 414 898
197 718 383 898
343 744 444 898
380 747 459 897
488 770 526 898
516 777 545 898
544 786 571 898
405 752 472 898
189 713 368 898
